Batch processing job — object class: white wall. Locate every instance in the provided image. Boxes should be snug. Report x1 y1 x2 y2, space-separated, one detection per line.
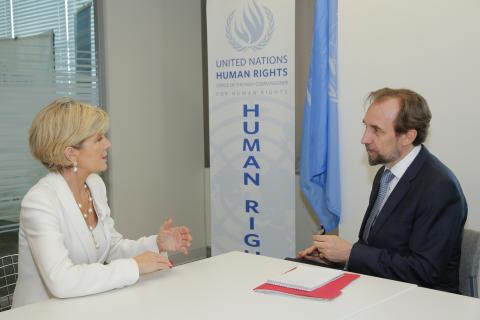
338 0 480 242
98 0 479 257
100 0 206 261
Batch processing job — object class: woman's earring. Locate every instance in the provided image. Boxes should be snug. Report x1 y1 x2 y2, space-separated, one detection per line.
73 162 78 173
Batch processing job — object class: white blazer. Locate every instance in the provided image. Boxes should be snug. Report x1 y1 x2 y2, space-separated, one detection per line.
12 172 163 308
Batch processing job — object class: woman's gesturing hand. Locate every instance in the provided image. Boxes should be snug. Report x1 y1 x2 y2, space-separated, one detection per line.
156 218 192 255
133 251 172 275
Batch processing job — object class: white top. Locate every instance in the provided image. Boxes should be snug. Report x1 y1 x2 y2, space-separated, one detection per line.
91 221 108 260
380 145 421 209
12 173 165 308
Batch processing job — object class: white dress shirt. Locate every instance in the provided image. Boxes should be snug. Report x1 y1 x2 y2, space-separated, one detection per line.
380 145 422 209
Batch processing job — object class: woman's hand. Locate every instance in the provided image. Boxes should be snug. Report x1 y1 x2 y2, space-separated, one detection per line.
134 251 172 275
156 218 192 254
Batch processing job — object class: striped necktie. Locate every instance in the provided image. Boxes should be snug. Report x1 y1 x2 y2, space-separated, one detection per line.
362 169 395 244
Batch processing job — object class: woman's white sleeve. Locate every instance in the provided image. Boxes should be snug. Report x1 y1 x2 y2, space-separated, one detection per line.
21 188 140 298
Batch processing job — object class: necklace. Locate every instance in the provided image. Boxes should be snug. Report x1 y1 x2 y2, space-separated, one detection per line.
76 184 99 249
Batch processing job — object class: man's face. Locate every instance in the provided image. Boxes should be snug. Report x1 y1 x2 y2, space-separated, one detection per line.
361 98 403 167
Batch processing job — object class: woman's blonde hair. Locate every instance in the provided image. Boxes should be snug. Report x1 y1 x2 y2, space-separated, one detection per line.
29 97 109 172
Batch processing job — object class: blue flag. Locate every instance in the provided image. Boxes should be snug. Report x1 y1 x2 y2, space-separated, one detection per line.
300 0 340 232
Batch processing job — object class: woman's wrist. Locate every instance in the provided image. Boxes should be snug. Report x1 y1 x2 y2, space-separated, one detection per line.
156 235 165 252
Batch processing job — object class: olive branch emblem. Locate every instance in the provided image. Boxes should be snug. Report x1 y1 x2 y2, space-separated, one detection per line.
225 6 275 52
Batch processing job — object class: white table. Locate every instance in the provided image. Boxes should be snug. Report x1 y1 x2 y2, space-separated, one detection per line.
350 286 480 320
1 251 477 320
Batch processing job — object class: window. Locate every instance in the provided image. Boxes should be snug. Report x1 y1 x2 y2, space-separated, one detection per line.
0 0 99 238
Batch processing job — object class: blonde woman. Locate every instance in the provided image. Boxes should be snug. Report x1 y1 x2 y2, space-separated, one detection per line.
13 98 192 308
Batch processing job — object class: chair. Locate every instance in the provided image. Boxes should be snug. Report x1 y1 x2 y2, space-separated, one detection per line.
459 229 480 297
0 254 18 311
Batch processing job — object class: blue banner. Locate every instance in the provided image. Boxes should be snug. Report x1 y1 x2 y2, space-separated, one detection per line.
300 0 340 232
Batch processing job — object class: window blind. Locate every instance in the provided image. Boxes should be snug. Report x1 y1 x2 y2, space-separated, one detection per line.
0 0 11 38
0 0 99 233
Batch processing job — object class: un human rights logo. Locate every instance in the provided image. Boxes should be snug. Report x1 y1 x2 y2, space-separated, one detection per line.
225 0 275 52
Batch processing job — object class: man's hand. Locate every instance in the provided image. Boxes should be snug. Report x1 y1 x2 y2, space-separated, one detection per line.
298 245 335 265
311 235 352 264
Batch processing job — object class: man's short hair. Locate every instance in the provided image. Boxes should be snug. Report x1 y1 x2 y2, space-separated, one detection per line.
367 88 432 146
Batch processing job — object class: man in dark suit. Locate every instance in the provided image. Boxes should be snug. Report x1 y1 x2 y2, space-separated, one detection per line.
299 88 467 293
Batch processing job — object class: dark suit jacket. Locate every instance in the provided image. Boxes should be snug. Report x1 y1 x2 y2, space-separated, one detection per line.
348 146 467 293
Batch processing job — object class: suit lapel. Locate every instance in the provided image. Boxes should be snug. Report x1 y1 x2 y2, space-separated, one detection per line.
48 172 97 263
368 146 430 243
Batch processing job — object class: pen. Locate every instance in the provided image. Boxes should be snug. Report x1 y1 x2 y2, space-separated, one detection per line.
310 225 326 257
283 266 298 274
314 225 326 236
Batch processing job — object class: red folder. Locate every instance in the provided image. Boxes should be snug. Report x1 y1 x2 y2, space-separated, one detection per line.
254 273 360 300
